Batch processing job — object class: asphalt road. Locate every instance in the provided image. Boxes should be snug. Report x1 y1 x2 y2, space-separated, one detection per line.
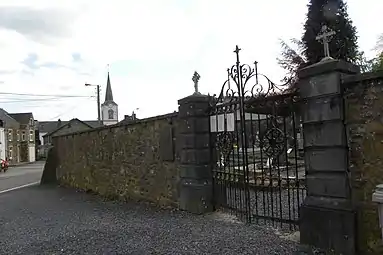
0 161 312 254
0 161 45 192
0 185 302 255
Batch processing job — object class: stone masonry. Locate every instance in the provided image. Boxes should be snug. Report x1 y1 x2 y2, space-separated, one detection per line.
344 71 383 255
298 59 359 254
178 94 213 214
53 113 180 208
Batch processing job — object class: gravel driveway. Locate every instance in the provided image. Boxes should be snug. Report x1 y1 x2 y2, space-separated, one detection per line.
0 185 301 255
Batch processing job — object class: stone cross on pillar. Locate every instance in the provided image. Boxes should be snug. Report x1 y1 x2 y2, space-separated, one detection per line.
192 71 201 95
316 25 336 61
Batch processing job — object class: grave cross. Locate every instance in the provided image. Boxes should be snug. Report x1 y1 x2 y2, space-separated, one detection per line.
316 25 336 61
192 71 201 95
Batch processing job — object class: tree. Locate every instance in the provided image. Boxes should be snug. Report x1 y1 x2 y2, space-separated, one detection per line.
371 34 383 71
278 0 360 81
277 39 306 84
302 0 358 64
355 51 375 73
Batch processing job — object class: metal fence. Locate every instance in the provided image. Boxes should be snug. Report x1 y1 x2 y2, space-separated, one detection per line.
209 46 306 230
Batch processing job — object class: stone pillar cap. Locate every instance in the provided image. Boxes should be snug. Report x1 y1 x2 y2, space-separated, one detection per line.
372 184 383 203
298 59 360 79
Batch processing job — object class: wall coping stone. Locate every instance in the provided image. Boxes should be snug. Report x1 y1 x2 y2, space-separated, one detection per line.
178 94 210 104
52 112 179 139
298 59 360 79
342 70 383 87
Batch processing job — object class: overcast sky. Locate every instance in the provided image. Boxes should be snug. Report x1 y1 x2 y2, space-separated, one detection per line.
0 0 381 121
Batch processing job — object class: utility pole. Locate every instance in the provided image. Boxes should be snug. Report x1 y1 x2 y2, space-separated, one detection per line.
85 83 101 125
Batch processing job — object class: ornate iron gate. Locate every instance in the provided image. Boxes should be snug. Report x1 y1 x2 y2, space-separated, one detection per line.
209 46 306 230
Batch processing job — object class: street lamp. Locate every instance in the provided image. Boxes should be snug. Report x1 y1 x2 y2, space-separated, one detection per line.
85 83 101 125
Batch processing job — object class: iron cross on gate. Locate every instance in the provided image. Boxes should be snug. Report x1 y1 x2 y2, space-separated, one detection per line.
192 71 201 95
316 25 336 61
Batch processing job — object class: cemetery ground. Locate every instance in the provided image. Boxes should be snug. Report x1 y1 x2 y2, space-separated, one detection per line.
0 182 302 254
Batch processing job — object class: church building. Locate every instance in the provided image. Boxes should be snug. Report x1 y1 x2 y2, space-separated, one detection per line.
101 72 118 126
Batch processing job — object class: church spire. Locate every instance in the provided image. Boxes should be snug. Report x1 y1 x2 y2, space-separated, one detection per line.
105 71 114 102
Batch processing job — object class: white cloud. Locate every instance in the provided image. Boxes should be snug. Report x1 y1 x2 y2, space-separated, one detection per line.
0 0 382 121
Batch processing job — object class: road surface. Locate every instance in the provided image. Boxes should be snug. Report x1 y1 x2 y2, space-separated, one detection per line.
0 161 45 193
0 185 301 255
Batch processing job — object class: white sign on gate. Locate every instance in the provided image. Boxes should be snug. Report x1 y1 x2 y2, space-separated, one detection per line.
210 113 235 132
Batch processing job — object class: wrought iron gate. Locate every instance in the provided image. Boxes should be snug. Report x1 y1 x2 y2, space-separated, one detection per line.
209 46 306 230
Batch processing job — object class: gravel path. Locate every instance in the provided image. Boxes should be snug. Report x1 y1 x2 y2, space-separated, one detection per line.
221 186 306 231
0 185 301 255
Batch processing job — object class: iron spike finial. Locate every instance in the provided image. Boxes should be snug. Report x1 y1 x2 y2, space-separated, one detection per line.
234 45 241 54
254 61 259 84
234 45 241 65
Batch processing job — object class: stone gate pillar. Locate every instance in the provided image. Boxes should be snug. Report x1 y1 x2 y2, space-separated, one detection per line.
178 94 213 214
298 60 359 254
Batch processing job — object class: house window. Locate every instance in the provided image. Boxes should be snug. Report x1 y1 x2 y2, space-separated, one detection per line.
29 130 34 142
22 131 26 141
8 147 12 159
29 118 34 126
8 129 12 141
108 109 114 119
17 130 20 141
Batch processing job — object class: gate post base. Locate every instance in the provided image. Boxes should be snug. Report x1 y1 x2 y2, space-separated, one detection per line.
179 179 213 214
300 205 356 255
178 94 213 214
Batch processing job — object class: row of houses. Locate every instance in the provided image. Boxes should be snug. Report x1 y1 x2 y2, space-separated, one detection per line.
0 110 138 164
0 109 36 164
37 113 137 158
0 72 137 163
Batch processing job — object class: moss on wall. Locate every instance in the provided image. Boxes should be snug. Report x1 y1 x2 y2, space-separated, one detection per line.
53 113 179 208
345 74 383 254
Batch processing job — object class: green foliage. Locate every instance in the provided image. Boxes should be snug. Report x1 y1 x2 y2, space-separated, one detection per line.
278 0 361 81
355 51 375 73
371 35 383 72
370 53 383 72
277 39 306 83
302 0 358 64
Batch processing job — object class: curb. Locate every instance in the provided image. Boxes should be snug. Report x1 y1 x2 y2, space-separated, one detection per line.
8 161 44 168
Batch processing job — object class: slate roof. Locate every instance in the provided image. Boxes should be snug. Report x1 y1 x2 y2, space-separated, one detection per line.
38 120 102 134
8 112 33 125
102 72 117 106
42 118 97 138
105 72 114 102
0 109 20 128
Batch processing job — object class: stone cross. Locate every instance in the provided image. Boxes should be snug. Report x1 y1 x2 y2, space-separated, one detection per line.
316 25 336 61
192 71 201 95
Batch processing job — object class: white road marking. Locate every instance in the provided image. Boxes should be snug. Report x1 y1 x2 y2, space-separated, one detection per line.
0 181 40 194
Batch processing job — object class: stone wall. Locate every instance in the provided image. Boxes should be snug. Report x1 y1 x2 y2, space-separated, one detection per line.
52 112 180 208
344 71 383 254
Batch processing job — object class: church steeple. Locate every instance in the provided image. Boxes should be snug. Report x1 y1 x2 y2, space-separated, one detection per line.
101 70 118 126
105 72 114 102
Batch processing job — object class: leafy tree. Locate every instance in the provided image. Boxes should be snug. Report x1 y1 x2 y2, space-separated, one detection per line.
278 0 359 81
302 0 358 64
371 34 383 71
355 51 374 73
277 39 306 84
371 53 383 72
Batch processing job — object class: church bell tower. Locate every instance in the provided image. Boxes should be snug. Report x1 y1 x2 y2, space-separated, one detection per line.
101 72 118 125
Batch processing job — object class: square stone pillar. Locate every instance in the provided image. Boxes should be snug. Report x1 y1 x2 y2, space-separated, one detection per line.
298 60 360 254
178 94 213 214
